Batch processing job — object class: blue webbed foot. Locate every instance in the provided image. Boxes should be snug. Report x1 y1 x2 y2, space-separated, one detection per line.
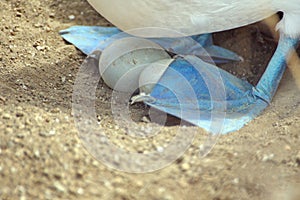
192 34 242 64
139 34 299 134
59 25 242 64
59 26 122 54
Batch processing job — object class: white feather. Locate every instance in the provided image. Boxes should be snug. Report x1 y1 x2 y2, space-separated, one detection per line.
274 0 300 38
87 0 300 38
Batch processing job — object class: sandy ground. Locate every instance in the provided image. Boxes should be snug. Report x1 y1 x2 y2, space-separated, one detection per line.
0 0 300 199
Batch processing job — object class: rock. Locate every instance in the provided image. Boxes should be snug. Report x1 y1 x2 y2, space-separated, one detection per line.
68 15 75 20
34 150 40 158
104 180 113 189
20 195 26 200
2 113 11 120
158 187 166 193
75 187 84 195
5 128 13 134
39 130 56 137
181 163 190 171
141 116 151 123
49 13 55 18
53 181 66 193
232 178 239 184
156 146 164 153
113 177 124 186
16 12 22 17
285 145 291 151
17 132 26 138
262 154 274 162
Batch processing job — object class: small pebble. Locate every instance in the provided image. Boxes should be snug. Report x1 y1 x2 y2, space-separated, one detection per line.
141 116 151 123
20 196 26 200
17 185 26 195
53 181 66 193
49 13 55 18
158 187 166 193
0 96 6 102
77 188 84 195
104 180 112 189
10 167 17 173
156 146 164 153
16 12 22 17
2 113 11 120
39 130 56 137
68 15 75 20
34 150 40 158
181 163 190 171
5 128 13 134
61 76 66 83
285 145 291 151
262 154 274 162
233 178 239 184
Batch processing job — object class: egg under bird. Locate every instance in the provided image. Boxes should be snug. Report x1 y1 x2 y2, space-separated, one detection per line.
87 0 300 38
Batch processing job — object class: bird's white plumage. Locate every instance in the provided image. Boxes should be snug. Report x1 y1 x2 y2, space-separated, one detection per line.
87 0 300 38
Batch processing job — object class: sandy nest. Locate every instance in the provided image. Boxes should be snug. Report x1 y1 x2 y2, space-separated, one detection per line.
0 0 300 199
